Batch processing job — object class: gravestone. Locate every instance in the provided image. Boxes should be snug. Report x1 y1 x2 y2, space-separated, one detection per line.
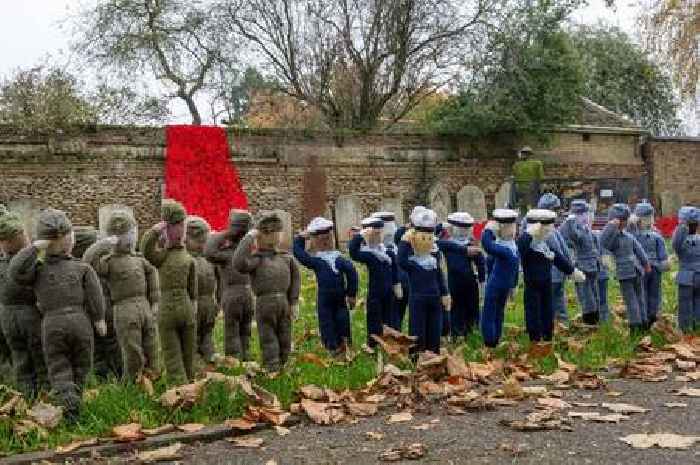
99 205 135 238
456 185 487 221
429 183 451 221
335 195 363 249
259 209 293 251
7 199 43 240
379 197 404 225
660 191 683 217
494 181 513 210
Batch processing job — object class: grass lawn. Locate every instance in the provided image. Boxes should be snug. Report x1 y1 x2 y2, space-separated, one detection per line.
0 252 689 455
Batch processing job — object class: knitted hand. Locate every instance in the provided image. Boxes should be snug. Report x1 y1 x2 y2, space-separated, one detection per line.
95 320 107 337
441 295 452 312
393 284 403 300
526 222 543 239
573 269 586 283
484 221 500 233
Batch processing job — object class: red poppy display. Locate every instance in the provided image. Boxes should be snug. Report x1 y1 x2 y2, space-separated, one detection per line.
165 125 248 231
654 216 679 239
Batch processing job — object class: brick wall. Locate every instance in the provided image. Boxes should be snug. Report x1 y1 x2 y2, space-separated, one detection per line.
0 125 653 235
644 137 700 209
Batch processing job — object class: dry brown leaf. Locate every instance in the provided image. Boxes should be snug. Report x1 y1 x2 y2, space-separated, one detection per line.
138 375 155 397
227 437 264 448
572 372 606 390
224 418 257 430
55 438 98 454
142 424 176 436
522 386 548 397
572 402 598 407
664 402 687 408
540 370 570 384
502 377 523 399
112 423 145 442
387 411 413 424
299 384 326 401
212 354 241 369
666 343 698 361
366 431 385 440
620 433 700 449
82 389 100 403
298 352 329 368
601 402 649 414
274 426 290 436
537 398 572 409
606 391 624 397
410 423 432 431
567 412 628 423
0 393 25 416
379 443 426 461
159 382 206 409
673 387 700 397
676 360 696 371
27 402 63 429
177 423 205 433
300 399 344 425
364 394 386 403
500 409 572 431
13 419 47 438
346 402 378 417
136 442 184 462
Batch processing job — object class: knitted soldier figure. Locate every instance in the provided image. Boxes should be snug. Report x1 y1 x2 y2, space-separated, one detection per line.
349 216 399 347
141 200 198 384
233 212 301 372
672 206 700 334
293 217 358 355
560 200 602 324
594 232 613 322
204 210 254 360
627 202 669 326
83 231 122 380
518 209 581 356
97 210 159 380
437 212 486 339
0 212 46 396
8 209 106 421
372 212 405 330
600 203 651 332
186 216 218 365
398 209 450 355
481 209 520 348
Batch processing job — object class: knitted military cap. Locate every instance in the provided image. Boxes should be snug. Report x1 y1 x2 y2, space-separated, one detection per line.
36 208 72 240
608 203 631 221
678 206 696 223
107 210 136 236
570 199 589 214
257 212 283 233
633 201 655 217
161 199 186 225
72 227 98 259
229 209 252 228
0 212 24 241
537 193 561 210
187 216 211 240
688 207 700 224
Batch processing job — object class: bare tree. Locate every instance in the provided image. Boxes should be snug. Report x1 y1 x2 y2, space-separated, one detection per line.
226 0 498 130
71 0 234 125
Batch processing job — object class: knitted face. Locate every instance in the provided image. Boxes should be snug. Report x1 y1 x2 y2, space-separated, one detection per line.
48 232 74 256
186 233 206 253
575 212 590 227
165 222 185 247
365 227 382 247
116 229 137 254
412 230 434 255
311 232 334 251
451 225 472 241
499 222 516 240
0 231 27 255
258 230 280 250
541 223 555 237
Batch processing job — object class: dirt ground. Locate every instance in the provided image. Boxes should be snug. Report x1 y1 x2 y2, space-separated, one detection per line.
104 375 699 465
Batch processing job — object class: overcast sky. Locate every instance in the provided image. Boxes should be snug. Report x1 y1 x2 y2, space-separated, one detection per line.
4 0 692 131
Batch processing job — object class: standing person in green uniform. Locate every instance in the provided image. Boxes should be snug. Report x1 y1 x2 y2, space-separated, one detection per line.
141 200 198 385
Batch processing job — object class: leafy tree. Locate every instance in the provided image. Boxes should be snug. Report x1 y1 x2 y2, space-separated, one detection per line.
570 24 681 135
212 66 277 125
428 2 584 139
71 0 234 125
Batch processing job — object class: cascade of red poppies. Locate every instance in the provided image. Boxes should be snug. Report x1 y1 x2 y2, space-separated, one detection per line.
165 125 248 231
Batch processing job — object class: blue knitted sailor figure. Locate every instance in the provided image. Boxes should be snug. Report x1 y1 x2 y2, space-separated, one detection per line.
481 209 520 348
627 201 669 326
373 211 407 331
437 212 486 339
672 206 700 334
518 209 579 356
293 217 358 355
600 204 651 332
397 208 450 355
593 231 613 322
349 216 399 347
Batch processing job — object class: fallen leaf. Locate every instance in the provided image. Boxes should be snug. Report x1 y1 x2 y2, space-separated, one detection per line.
224 418 257 430
300 399 344 425
227 437 264 448
299 384 326 401
673 387 700 397
379 443 426 461
387 411 413 424
142 424 176 436
601 402 649 414
27 402 63 429
537 398 572 409
364 394 386 404
136 443 184 462
346 402 378 417
366 431 385 440
620 433 700 449
676 360 696 371
522 386 548 397
500 409 572 432
502 377 524 399
664 402 687 408
299 352 329 368
572 402 598 407
274 425 290 436
666 343 697 361
540 370 570 384
606 391 624 397
13 419 47 438
82 389 100 403
567 411 628 423
55 438 98 453
159 382 206 409
0 393 25 416
112 423 145 442
265 461 278 465
177 423 205 433
139 375 155 397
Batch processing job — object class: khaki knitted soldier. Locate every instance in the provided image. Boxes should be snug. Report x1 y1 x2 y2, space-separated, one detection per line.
0 212 46 396
186 217 218 364
8 209 106 421
97 210 159 380
141 200 198 384
83 232 123 380
233 213 300 373
204 210 253 360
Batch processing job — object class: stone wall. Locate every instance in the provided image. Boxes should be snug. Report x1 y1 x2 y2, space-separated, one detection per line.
644 137 700 216
0 125 656 241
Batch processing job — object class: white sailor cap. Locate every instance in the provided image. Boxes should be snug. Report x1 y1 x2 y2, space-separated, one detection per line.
372 211 395 222
492 208 518 223
361 217 384 228
447 212 475 228
413 209 438 232
526 209 557 224
409 206 427 225
306 217 334 235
